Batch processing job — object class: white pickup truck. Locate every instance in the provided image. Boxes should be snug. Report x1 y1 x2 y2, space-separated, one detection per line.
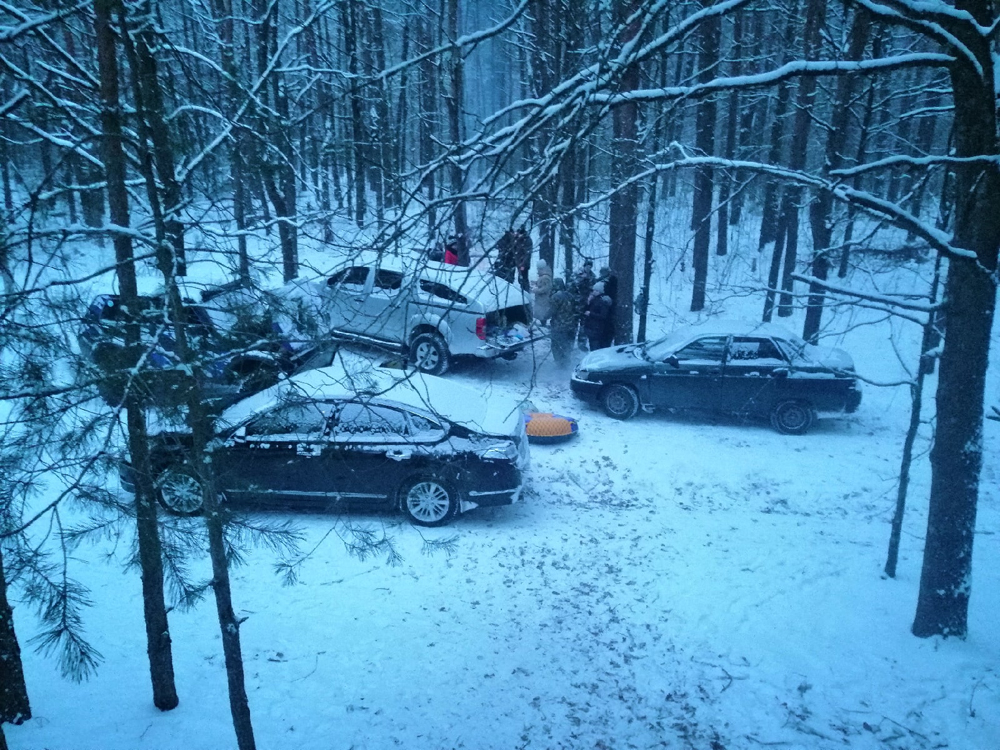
286 252 544 375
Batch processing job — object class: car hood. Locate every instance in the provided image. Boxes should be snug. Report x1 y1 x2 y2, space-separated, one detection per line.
578 344 644 372
218 357 522 438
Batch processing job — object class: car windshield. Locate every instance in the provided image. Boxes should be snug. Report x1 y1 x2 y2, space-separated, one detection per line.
642 330 693 362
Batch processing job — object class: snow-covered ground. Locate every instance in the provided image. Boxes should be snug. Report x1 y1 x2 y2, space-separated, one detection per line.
8 327 1000 750
5 226 1000 749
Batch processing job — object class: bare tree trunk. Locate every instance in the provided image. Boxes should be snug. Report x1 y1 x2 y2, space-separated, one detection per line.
416 16 438 235
774 0 823 319
393 22 410 209
886 255 942 578
756 3 799 273
715 12 742 258
913 3 1000 638
343 0 367 227
443 0 468 261
803 7 870 343
689 0 719 311
0 550 30 725
93 0 179 711
608 0 640 341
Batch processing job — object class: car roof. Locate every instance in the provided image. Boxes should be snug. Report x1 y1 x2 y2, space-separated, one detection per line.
324 250 525 302
219 356 522 436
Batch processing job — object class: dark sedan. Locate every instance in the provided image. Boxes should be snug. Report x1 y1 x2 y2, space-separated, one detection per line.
570 321 861 434
123 364 530 526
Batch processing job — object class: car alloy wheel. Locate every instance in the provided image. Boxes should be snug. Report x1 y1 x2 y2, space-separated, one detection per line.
771 400 814 435
157 468 206 515
400 477 457 527
601 383 639 420
408 332 450 375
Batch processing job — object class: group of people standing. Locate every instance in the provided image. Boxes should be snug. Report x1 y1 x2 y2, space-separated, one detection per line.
532 257 617 367
491 228 618 367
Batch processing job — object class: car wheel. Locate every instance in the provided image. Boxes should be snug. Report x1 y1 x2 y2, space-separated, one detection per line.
770 400 814 435
409 332 450 375
157 467 207 516
601 384 640 420
399 476 458 527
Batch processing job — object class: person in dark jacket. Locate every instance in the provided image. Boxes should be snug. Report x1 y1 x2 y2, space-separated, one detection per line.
494 230 517 283
548 277 577 367
583 281 613 351
571 260 596 349
514 228 533 291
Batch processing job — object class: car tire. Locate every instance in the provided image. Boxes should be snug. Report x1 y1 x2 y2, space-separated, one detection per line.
770 400 814 435
601 384 640 420
399 476 458 527
408 332 450 376
157 467 207 516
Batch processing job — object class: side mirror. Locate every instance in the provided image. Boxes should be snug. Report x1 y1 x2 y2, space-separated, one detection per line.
665 355 680 369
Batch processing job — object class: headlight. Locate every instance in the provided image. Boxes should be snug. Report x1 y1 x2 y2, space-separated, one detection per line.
574 369 590 381
479 442 518 461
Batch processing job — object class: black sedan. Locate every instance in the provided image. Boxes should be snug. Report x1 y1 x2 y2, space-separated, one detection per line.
570 321 861 434
123 364 530 526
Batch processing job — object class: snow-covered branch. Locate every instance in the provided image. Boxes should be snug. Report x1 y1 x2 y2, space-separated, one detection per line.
589 55 954 106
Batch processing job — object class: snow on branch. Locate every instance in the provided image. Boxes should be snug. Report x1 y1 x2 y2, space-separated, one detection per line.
0 1 89 43
790 273 939 313
832 154 1000 176
849 0 986 76
589 55 955 106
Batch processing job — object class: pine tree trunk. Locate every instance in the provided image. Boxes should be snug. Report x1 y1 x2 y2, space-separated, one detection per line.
205 482 257 750
93 0 179 711
0 550 31 724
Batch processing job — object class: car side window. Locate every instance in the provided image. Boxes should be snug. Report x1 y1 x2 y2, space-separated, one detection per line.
419 279 467 305
406 412 447 439
333 402 411 440
374 269 403 292
674 336 727 363
327 267 369 289
728 337 787 363
245 401 332 438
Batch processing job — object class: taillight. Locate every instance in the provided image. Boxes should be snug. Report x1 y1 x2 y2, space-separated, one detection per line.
476 317 487 340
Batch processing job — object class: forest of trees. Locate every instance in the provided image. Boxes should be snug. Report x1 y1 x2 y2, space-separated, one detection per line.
1 0 997 748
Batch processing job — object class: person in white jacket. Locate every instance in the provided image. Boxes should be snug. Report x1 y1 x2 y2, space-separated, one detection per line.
531 259 553 324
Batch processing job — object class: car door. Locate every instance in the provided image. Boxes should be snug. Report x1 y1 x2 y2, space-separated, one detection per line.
326 401 447 508
214 400 336 505
649 335 727 410
323 266 371 333
357 268 408 342
716 336 789 415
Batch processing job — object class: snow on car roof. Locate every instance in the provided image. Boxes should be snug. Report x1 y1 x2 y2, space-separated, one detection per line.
219 354 521 436
318 250 526 304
